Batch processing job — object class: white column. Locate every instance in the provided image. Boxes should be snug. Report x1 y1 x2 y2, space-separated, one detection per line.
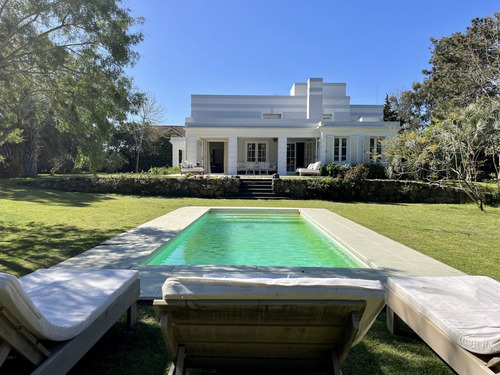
186 136 197 163
277 136 287 175
227 136 238 175
349 136 358 164
172 146 179 167
318 134 327 164
358 136 366 163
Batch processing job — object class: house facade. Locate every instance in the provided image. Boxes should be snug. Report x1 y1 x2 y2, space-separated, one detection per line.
170 78 397 175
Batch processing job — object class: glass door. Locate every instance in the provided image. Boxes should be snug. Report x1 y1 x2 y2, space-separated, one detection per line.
286 143 296 172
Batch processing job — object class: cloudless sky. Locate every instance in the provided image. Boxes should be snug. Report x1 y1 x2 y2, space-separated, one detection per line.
124 0 499 125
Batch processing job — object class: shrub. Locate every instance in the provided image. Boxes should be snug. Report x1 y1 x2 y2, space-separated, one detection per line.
148 166 180 175
324 163 351 178
343 164 369 190
323 163 386 179
363 163 387 179
101 153 127 174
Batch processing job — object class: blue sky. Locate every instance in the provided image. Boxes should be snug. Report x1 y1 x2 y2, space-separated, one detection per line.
124 0 499 125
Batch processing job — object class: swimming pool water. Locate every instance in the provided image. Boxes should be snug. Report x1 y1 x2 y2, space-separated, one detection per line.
142 211 361 268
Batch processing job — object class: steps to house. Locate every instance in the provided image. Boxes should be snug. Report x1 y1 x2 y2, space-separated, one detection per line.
227 177 284 200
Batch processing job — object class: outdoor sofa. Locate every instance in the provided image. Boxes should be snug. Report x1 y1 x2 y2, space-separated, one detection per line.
180 161 204 175
296 161 322 176
0 268 140 375
154 275 386 375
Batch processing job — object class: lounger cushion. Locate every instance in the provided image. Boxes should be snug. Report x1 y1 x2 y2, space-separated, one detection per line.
162 276 386 345
0 269 139 341
388 276 500 355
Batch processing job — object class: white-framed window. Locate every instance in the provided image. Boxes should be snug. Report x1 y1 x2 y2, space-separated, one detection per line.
246 142 267 162
333 137 348 163
369 137 383 163
263 113 281 119
322 114 332 120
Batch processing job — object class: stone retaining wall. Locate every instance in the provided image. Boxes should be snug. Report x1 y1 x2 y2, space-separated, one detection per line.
273 178 471 203
22 175 479 203
22 175 240 198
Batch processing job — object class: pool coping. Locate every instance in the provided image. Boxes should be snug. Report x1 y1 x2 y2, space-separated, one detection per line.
52 207 465 299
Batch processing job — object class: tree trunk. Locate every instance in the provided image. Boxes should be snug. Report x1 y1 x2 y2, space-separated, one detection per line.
23 124 38 177
134 135 143 173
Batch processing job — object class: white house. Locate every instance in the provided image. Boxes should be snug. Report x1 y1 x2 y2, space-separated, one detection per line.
171 78 398 175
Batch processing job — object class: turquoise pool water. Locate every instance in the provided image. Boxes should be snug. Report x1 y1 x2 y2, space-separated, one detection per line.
141 211 361 268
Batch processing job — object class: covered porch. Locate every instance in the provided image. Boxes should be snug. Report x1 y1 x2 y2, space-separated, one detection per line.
185 136 319 175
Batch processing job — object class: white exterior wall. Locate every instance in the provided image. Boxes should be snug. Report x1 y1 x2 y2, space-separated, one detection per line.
173 78 398 174
227 136 237 174
277 136 287 175
170 137 185 166
185 136 197 165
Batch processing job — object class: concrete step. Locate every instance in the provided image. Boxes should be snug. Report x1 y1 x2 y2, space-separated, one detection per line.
224 177 283 199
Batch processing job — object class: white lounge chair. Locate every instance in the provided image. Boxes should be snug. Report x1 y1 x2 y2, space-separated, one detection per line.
0 269 140 375
296 161 322 176
386 276 500 375
154 276 385 375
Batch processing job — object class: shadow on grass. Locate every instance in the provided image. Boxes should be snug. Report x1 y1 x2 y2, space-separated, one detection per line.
2 308 453 375
0 221 122 277
2 305 171 375
343 312 453 375
0 178 114 207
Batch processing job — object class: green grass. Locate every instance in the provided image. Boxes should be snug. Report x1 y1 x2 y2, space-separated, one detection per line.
1 178 499 374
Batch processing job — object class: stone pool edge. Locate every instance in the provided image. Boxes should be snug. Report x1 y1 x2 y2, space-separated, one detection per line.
52 206 465 299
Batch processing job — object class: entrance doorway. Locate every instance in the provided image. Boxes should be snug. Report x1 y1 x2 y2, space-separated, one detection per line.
209 142 225 173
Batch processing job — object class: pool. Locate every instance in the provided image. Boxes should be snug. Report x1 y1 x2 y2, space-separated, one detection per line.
140 209 362 268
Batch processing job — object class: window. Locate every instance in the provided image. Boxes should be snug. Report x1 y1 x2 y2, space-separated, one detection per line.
322 114 332 120
263 113 281 119
246 143 256 162
369 137 383 163
246 142 267 162
333 137 348 163
257 143 267 162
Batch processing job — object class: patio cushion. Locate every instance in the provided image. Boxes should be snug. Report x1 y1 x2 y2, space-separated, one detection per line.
0 269 139 341
162 276 386 345
387 276 500 355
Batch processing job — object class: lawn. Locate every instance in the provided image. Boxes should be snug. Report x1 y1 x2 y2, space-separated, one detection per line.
1 178 499 374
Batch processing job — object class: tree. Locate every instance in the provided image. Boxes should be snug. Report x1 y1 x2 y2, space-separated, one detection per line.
385 84 431 130
386 98 500 210
0 0 143 175
398 13 500 122
126 94 165 173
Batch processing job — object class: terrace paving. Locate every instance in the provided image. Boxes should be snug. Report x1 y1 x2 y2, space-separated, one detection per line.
52 207 464 300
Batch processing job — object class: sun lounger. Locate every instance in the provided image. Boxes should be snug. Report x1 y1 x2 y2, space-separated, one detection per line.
296 161 322 176
154 276 385 375
386 276 500 375
0 269 140 375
